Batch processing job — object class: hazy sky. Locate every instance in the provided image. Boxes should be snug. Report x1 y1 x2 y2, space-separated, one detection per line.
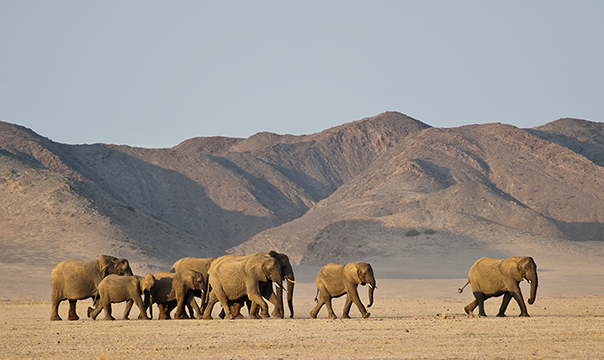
1 1 603 148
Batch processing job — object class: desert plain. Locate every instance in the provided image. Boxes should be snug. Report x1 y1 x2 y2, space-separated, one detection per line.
2 265 603 360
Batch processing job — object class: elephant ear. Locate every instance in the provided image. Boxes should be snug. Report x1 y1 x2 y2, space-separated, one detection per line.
143 273 155 292
245 258 268 282
98 255 116 277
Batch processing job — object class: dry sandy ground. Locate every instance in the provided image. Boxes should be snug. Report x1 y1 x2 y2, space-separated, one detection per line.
1 276 603 360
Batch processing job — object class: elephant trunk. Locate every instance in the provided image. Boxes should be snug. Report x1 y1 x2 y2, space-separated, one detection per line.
367 280 375 308
527 273 538 305
286 278 295 318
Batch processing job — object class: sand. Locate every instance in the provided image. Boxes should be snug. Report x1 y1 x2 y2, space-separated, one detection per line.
2 276 603 359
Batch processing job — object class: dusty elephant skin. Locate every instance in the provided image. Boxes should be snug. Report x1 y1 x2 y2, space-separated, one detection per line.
148 269 205 320
87 274 155 321
224 251 296 319
169 256 216 318
203 253 283 320
459 256 538 317
310 262 376 319
50 255 133 321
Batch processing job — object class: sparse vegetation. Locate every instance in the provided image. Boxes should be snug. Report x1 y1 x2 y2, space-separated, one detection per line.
423 228 435 235
404 229 420 237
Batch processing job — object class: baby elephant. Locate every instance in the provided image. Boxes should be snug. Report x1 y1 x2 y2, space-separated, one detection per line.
149 269 205 319
310 262 376 319
87 273 155 320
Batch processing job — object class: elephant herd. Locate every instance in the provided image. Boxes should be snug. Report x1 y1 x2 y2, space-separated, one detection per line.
50 252 538 321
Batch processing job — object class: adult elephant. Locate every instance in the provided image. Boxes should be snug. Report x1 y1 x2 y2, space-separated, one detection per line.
227 251 296 319
50 255 133 321
148 269 205 319
170 257 216 318
310 262 376 319
203 253 283 320
458 256 538 317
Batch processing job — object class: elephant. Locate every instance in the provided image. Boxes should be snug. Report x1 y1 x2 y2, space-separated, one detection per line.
169 256 216 318
147 269 205 320
202 253 283 320
223 251 296 319
310 262 376 319
458 256 538 318
50 255 133 321
87 273 155 320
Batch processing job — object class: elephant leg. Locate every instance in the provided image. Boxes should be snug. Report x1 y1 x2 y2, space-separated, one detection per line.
122 300 134 320
341 295 352 319
510 290 529 317
309 298 325 319
158 303 171 320
188 296 202 319
68 300 79 321
103 301 116 321
473 292 488 317
346 286 370 319
324 297 337 320
202 292 219 320
214 289 234 320
87 299 103 320
50 299 62 321
497 292 512 317
464 299 477 317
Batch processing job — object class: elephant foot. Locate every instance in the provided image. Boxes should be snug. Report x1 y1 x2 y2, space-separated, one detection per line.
87 307 93 318
234 313 244 319
341 314 351 319
248 314 261 320
328 314 337 320
68 314 80 321
202 315 213 320
105 316 116 321
496 313 507 317
309 312 318 319
362 312 371 319
520 313 530 318
50 314 62 321
463 305 473 316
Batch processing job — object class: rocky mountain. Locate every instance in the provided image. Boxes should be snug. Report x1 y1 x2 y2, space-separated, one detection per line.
1 112 603 299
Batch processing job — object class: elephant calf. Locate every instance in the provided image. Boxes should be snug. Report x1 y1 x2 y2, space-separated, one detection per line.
459 256 538 317
87 274 155 320
310 262 376 320
148 269 205 320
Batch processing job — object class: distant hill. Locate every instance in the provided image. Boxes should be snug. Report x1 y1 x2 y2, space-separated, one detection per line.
1 112 604 299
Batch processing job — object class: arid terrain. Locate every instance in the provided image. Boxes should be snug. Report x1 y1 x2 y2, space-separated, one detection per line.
1 273 603 359
1 113 604 358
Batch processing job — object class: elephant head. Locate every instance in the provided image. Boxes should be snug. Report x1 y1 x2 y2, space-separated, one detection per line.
269 251 295 318
99 255 133 277
249 256 283 289
354 262 376 308
517 257 538 305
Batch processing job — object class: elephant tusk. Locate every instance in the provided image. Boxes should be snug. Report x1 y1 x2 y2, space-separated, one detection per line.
527 279 532 284
368 284 374 289
286 278 297 284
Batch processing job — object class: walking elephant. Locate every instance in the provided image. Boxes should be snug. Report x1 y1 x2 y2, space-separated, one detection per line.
170 256 216 318
87 273 155 320
148 269 206 319
458 256 538 317
50 255 133 321
225 251 296 319
203 253 283 320
310 262 376 319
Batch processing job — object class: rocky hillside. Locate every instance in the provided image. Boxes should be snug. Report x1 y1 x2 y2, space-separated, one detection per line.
1 112 604 299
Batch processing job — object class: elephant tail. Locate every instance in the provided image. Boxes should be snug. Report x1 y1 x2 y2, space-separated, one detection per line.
313 288 319 302
458 280 470 294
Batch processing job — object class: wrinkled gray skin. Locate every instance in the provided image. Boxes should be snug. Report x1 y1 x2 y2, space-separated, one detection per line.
50 255 133 321
148 269 206 320
223 251 296 319
87 274 155 320
310 262 376 319
459 256 538 317
170 257 216 318
203 253 283 320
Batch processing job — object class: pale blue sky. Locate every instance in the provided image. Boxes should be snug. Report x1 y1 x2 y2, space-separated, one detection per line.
1 1 603 148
